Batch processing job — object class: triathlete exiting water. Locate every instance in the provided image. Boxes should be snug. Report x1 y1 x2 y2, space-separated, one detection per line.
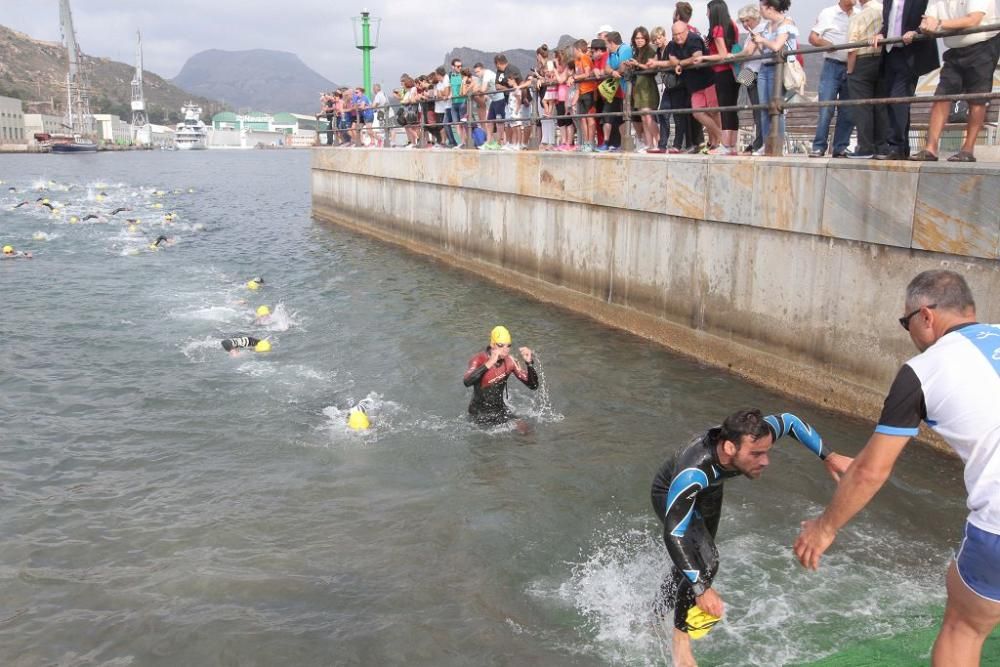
796 270 1000 667
221 336 270 354
462 325 538 425
651 409 851 667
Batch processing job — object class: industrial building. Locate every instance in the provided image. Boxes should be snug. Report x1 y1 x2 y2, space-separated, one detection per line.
0 96 27 144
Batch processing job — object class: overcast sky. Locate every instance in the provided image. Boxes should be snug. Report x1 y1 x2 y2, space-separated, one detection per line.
2 0 829 87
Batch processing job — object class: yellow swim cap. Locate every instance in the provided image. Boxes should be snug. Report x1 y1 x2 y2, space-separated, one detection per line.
256 305 270 317
148 243 158 250
3 245 13 254
348 408 371 431
128 225 137 233
153 203 163 209
96 194 105 201
490 325 512 346
685 606 721 640
70 216 79 223
42 198 49 204
254 340 271 353
246 280 260 290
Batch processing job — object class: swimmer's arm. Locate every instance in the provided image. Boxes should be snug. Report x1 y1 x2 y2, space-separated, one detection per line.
463 355 489 386
795 432 909 570
514 361 539 390
663 468 711 593
768 413 852 480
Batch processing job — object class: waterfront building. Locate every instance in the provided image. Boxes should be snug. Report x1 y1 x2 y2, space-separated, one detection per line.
148 123 175 148
211 111 274 132
23 113 64 142
0 96 27 144
93 114 135 145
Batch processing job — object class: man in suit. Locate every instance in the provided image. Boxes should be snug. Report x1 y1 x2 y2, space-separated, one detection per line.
873 0 939 158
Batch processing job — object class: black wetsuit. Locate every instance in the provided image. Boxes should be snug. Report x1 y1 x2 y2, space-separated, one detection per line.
221 336 261 352
650 413 829 631
462 349 539 423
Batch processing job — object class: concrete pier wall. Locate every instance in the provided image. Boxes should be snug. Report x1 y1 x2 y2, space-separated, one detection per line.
311 149 1000 423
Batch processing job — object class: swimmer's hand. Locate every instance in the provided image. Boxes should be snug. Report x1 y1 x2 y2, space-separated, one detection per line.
695 588 724 618
794 517 837 571
519 346 533 364
487 348 502 367
823 453 853 483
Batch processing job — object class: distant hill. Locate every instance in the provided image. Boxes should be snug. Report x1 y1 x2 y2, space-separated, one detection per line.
172 49 338 114
444 35 579 78
0 24 222 125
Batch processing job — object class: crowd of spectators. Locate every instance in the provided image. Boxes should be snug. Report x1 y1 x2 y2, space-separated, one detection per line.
319 0 998 160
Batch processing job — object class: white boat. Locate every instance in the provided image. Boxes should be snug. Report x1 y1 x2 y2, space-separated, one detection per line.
175 103 208 150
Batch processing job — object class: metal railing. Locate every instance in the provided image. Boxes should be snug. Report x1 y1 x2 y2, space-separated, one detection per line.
317 22 1000 156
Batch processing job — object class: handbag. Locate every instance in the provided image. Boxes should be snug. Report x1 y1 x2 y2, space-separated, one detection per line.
661 70 683 90
782 57 806 97
597 77 619 103
736 66 757 87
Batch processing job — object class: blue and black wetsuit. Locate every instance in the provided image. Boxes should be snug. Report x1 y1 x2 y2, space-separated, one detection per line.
650 413 829 631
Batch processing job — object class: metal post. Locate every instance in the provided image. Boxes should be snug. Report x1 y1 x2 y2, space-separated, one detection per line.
528 80 540 150
765 53 785 156
360 11 373 97
465 86 475 150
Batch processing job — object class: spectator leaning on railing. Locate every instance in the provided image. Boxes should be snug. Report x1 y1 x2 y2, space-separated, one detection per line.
737 4 767 154
670 20 725 152
743 0 800 144
695 0 743 155
845 0 888 158
808 0 857 158
873 0 940 159
910 2 1000 162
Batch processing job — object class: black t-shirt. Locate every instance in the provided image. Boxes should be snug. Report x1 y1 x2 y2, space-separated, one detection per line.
667 33 714 93
496 65 522 101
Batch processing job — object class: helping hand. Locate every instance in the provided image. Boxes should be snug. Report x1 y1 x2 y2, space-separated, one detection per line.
794 517 837 571
695 588 725 618
823 453 853 483
519 347 533 364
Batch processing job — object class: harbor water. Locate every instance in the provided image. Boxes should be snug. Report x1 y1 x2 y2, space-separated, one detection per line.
0 151 974 665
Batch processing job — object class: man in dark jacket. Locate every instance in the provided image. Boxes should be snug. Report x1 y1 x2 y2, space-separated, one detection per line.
874 0 940 159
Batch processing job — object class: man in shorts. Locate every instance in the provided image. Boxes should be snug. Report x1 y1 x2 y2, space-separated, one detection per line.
575 39 600 151
668 21 723 151
909 0 999 162
491 55 521 147
475 62 504 149
796 270 1000 666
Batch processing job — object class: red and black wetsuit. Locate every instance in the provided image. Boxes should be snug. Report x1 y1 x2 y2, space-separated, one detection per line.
463 349 539 423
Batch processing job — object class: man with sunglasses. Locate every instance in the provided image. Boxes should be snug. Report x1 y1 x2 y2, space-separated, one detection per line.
796 269 1000 666
463 325 538 424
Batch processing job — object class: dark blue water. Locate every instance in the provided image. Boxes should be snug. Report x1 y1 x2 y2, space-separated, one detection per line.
0 150 968 665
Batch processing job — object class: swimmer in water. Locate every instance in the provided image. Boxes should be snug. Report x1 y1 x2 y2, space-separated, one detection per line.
148 235 171 250
650 410 851 667
221 336 271 355
39 201 54 210
254 305 271 325
1 245 32 259
110 207 130 216
246 277 265 290
12 201 28 209
462 325 538 425
82 213 100 221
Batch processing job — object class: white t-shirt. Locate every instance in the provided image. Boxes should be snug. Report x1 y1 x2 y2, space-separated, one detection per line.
479 69 503 103
434 80 452 113
812 3 855 61
876 323 1000 533
926 0 1000 47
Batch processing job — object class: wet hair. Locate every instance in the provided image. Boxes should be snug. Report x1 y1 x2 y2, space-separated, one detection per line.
494 54 508 65
760 0 791 12
905 270 976 313
605 31 623 46
675 1 694 22
737 3 761 21
708 0 737 49
719 409 771 449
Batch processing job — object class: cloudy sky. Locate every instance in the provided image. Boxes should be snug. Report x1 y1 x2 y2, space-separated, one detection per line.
2 0 829 87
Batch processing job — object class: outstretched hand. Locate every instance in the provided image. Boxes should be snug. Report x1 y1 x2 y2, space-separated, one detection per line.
794 517 837 571
519 346 533 364
695 588 725 618
823 453 853 482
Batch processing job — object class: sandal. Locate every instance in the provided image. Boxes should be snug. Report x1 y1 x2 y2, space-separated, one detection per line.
909 149 939 162
947 151 977 163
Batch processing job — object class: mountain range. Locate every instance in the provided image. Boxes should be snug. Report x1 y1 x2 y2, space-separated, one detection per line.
171 49 338 114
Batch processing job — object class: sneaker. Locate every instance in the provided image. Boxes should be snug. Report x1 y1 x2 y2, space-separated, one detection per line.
707 145 731 156
607 145 621 152
751 148 765 156
635 146 648 154
808 149 825 158
580 143 594 153
667 147 682 154
846 150 874 159
595 143 610 152
685 144 703 154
